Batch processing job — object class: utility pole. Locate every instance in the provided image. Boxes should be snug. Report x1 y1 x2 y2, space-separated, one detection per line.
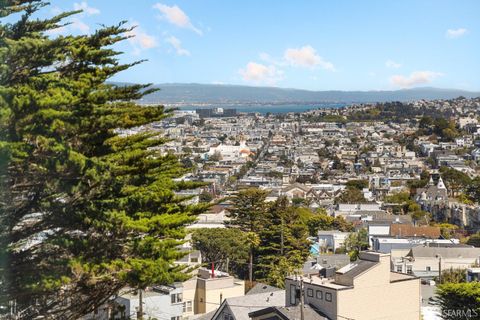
300 279 305 320
438 255 442 284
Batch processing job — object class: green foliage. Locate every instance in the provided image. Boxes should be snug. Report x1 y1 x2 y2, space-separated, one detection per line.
336 186 367 204
255 197 310 287
407 179 429 196
348 102 424 123
209 150 222 161
306 213 354 237
199 191 214 203
440 166 471 196
434 223 459 239
418 116 460 141
466 177 480 203
191 228 249 276
385 192 410 204
225 194 311 287
435 282 480 320
411 210 430 225
295 175 318 184
346 179 369 190
234 161 254 179
384 191 429 223
304 114 346 123
436 268 467 285
343 228 368 261
227 188 269 233
291 197 306 207
466 233 480 247
457 193 474 205
0 2 206 317
266 170 283 179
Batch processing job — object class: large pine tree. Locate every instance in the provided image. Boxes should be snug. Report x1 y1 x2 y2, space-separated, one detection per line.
256 196 310 287
0 1 206 318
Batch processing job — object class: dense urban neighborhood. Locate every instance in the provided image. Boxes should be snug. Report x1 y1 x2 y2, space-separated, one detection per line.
2 1 480 320
89 97 480 320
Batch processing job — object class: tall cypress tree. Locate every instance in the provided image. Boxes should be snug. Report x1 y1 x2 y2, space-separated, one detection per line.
256 196 310 287
227 188 268 284
0 1 206 318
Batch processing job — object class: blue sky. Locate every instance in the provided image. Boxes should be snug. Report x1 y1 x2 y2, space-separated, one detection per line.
37 1 480 91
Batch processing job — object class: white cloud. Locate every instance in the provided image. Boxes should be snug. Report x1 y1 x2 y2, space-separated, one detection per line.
259 52 273 62
50 6 63 15
165 36 190 56
46 25 68 35
390 71 443 88
48 18 90 35
73 2 100 15
239 62 284 85
446 28 467 39
284 45 335 71
385 59 401 69
153 3 202 35
70 18 90 33
126 23 158 55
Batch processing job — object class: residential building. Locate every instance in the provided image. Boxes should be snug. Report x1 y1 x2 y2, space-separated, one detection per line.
285 251 420 320
317 230 350 253
401 245 480 278
194 268 245 315
210 289 285 320
114 284 184 320
249 305 327 320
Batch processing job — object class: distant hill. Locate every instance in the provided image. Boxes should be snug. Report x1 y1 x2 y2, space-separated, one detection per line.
131 83 480 105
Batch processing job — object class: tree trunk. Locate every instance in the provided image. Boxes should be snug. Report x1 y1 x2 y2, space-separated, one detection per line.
249 248 253 285
138 288 143 320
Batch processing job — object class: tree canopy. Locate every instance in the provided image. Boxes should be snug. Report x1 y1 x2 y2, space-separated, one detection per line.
0 1 206 318
191 228 249 277
435 282 480 320
255 197 310 287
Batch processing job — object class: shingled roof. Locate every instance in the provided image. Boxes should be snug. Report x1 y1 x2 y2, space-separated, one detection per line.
390 224 440 239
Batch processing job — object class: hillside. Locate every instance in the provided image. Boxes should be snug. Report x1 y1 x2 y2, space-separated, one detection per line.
134 83 480 105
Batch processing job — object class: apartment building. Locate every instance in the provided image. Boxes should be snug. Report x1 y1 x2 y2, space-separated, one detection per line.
285 251 420 320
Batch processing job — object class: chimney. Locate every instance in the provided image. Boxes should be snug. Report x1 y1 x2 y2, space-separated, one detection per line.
211 262 215 278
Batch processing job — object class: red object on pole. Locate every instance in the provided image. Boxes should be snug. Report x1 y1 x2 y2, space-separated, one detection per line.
211 262 215 278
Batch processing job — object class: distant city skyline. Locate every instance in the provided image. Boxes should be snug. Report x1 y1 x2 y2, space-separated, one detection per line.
39 0 479 91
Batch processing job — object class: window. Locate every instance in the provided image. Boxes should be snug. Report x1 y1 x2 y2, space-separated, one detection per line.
171 317 181 320
406 265 413 275
426 266 431 272
183 300 192 313
325 292 332 302
316 290 323 300
223 314 233 320
307 288 313 297
396 265 402 273
171 293 183 304
191 257 199 263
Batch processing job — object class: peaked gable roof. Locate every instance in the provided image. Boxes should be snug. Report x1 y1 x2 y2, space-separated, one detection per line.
211 290 285 320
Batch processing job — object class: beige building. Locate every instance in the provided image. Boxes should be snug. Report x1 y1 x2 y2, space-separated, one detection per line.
190 268 245 315
285 251 421 320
